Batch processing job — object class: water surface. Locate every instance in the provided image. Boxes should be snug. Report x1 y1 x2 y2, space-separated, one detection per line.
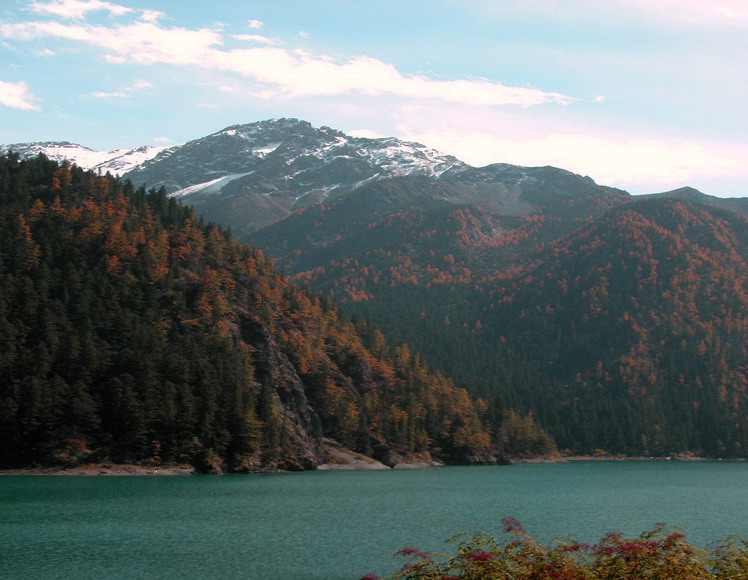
2 461 747 579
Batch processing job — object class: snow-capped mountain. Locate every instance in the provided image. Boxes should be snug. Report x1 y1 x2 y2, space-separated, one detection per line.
4 118 744 237
116 118 468 234
2 118 468 233
124 118 465 197
0 141 173 176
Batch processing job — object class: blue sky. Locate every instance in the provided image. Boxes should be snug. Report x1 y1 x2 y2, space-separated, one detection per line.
1 0 746 197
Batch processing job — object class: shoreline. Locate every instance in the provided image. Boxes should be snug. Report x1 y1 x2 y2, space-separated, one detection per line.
0 463 198 476
0 459 444 476
2 454 743 476
515 454 747 463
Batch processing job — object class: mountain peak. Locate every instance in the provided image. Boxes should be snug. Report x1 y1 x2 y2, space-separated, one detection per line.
648 186 707 200
114 119 468 235
641 185 748 217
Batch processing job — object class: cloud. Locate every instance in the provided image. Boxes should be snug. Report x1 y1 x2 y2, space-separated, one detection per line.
89 89 127 98
618 0 748 27
247 20 263 29
140 9 165 23
1 19 226 64
475 0 748 31
86 78 151 98
209 47 574 105
493 0 748 28
1 11 576 107
403 128 741 191
30 0 131 19
0 80 39 110
232 34 283 46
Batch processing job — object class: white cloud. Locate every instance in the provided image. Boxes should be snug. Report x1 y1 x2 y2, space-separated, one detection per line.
232 34 283 46
209 48 575 105
0 16 576 107
140 10 164 23
0 19 223 65
89 89 127 98
247 20 263 30
0 80 39 110
30 0 131 19
494 0 748 28
86 78 151 98
403 127 741 192
618 0 748 27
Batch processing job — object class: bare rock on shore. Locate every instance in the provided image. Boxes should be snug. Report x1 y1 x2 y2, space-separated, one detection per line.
318 440 390 470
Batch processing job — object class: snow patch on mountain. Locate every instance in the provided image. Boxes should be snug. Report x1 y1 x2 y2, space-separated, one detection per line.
355 138 461 177
97 145 176 174
172 172 255 197
211 119 464 180
252 144 280 157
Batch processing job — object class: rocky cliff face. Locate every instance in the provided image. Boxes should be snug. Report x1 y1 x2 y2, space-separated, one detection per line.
235 314 324 471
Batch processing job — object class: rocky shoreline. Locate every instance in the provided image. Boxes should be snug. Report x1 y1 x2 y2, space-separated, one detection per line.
3 453 741 476
0 459 444 476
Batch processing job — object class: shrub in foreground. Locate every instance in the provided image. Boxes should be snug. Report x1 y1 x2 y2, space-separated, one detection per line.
361 517 748 579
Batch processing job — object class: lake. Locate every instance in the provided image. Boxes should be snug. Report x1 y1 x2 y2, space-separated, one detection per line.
2 461 748 579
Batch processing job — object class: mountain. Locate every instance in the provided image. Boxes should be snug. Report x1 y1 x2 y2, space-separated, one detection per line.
224 122 746 458
2 119 469 238
644 186 748 216
4 119 746 234
482 198 748 455
0 153 526 471
122 118 466 238
5 119 748 458
246 163 748 456
0 140 172 176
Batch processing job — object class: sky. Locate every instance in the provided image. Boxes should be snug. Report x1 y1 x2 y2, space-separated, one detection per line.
1 0 747 197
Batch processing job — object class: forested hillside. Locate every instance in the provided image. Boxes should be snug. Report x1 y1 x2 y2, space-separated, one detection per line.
0 154 535 471
483 199 748 455
6 119 748 461
250 176 748 457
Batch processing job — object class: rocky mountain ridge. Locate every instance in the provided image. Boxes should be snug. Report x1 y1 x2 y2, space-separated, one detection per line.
5 119 745 239
0 140 172 176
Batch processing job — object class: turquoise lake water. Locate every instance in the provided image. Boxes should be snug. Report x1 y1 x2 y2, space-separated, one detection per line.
2 461 748 579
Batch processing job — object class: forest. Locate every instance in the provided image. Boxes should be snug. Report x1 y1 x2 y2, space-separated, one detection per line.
249 174 748 457
0 153 561 471
3 151 746 469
